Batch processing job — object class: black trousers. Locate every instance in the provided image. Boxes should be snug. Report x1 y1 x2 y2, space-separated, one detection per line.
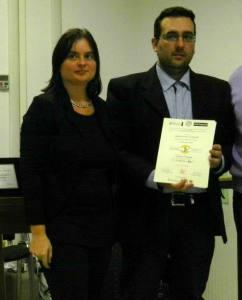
233 191 242 300
43 242 111 300
120 198 215 300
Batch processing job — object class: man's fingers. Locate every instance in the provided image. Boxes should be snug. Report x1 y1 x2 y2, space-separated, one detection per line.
169 179 193 191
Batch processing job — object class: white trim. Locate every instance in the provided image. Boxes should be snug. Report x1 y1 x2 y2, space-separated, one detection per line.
19 0 27 119
8 0 20 156
51 0 62 47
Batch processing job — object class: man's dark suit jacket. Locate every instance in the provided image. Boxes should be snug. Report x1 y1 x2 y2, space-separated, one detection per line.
107 65 235 244
20 88 117 235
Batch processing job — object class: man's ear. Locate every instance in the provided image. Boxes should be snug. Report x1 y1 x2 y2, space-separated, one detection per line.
151 37 158 52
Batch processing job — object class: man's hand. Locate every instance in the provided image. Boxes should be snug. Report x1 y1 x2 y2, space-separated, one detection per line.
158 179 194 192
209 144 222 169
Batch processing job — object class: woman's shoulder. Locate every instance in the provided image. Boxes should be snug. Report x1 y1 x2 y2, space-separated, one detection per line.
27 90 63 118
32 91 57 106
23 91 60 125
22 92 60 134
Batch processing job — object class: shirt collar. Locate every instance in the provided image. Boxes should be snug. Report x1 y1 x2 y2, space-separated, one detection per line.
156 63 191 92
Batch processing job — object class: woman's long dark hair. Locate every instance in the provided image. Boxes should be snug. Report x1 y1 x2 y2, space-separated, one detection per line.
43 28 102 98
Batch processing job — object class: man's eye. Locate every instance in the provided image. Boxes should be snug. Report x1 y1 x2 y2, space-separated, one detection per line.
166 34 178 41
183 34 195 41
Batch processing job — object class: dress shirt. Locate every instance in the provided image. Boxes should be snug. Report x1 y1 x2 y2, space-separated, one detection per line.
155 63 193 119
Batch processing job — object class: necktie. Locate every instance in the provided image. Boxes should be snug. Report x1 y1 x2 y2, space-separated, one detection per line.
173 82 181 118
173 82 190 119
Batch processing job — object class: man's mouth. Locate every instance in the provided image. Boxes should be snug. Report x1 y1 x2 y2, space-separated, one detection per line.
173 53 185 57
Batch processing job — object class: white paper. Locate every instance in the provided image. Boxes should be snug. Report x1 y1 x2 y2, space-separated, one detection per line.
0 164 18 189
154 118 216 188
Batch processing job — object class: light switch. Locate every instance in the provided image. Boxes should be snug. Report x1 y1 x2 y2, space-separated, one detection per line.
0 75 9 91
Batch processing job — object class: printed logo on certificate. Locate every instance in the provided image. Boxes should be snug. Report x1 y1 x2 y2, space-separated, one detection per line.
154 118 216 188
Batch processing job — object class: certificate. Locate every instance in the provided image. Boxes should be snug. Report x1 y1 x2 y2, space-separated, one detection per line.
154 118 216 188
0 164 18 189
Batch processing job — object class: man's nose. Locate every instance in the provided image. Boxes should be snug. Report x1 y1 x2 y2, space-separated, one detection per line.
176 37 185 47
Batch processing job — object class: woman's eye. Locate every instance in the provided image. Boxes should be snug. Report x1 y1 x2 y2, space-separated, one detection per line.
67 53 78 59
66 52 95 61
85 53 95 60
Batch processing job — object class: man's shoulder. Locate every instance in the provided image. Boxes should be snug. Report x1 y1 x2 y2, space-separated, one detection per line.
109 66 156 87
191 71 229 87
109 71 147 85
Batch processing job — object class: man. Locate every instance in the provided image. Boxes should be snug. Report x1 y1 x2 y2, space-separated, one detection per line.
229 66 242 300
107 6 234 300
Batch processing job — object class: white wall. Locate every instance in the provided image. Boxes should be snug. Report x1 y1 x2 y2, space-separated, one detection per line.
62 0 141 97
189 0 242 79
24 0 61 109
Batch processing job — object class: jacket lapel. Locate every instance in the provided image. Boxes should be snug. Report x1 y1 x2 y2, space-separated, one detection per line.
93 97 113 142
55 90 82 131
141 67 209 120
141 65 170 117
190 70 207 119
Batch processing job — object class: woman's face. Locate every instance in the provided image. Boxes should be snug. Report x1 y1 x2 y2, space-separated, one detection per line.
60 38 97 87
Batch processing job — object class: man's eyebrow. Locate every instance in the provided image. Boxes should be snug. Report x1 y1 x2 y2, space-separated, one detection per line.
166 30 194 33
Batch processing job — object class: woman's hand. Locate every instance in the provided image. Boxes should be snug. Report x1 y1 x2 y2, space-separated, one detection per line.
30 225 52 269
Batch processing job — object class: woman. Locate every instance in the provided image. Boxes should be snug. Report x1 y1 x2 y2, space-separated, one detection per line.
20 28 117 300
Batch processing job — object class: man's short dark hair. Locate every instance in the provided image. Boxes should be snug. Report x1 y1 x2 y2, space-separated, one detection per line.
154 6 196 39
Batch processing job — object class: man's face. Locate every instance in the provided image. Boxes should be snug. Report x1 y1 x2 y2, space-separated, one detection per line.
152 17 195 78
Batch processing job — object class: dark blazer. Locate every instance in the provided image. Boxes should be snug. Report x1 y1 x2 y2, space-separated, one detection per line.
107 65 235 243
20 88 117 228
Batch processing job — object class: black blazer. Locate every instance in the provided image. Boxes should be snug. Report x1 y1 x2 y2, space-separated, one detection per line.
107 65 235 243
20 89 117 227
